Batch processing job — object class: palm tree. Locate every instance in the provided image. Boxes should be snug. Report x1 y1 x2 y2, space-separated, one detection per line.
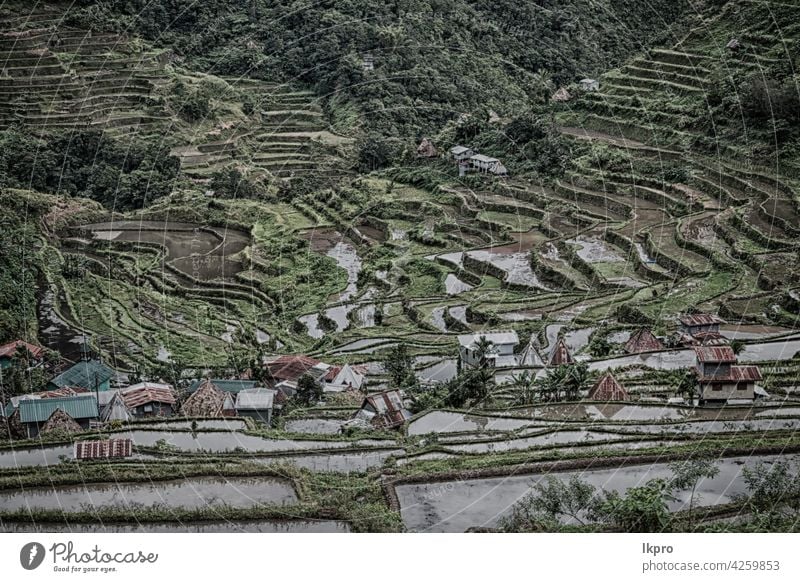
563 362 590 401
510 371 536 405
473 336 496 368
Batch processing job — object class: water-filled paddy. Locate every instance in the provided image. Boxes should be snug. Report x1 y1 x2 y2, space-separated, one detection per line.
0 476 297 512
396 454 799 532
0 445 72 468
408 411 538 435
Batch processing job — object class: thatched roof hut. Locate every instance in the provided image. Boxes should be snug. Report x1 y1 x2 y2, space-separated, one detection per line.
624 328 664 354
40 408 82 434
181 379 226 417
417 138 438 158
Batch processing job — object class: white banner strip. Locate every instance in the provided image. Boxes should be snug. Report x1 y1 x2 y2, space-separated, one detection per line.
1 533 797 581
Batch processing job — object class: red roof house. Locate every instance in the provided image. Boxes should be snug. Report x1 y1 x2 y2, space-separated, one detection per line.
548 338 574 366
624 328 664 354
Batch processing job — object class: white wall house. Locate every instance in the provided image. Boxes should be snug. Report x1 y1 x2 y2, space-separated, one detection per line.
458 331 519 368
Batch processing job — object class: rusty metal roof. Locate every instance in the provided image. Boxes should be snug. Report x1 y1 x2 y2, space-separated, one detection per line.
699 365 762 382
694 346 736 363
121 383 176 409
0 340 43 359
624 328 664 354
679 313 725 327
265 355 322 382
588 372 629 401
549 338 574 366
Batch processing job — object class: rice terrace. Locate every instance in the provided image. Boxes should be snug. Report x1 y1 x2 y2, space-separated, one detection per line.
2 0 800 535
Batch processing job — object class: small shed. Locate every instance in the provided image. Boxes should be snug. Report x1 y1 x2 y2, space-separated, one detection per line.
234 388 275 424
624 328 664 354
101 392 131 423
417 138 438 158
19 395 99 438
354 390 411 430
450 145 474 163
40 408 83 435
122 382 176 417
548 338 574 366
181 379 227 417
551 87 572 102
588 372 629 401
579 78 600 92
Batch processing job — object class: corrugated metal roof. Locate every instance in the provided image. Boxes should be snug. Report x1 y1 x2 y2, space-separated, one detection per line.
549 338 574 366
680 313 725 327
235 388 275 410
265 355 321 383
19 395 99 424
74 439 132 460
122 383 176 408
625 328 664 354
694 346 736 363
0 340 43 359
589 372 629 401
49 360 114 390
700 365 762 382
188 379 257 393
450 145 471 155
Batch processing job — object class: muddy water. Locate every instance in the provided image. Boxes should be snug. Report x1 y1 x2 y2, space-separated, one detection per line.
0 445 72 468
569 236 626 263
445 274 473 295
584 405 687 422
284 418 346 434
416 359 458 384
327 241 362 302
466 249 548 288
82 221 249 281
37 289 87 362
0 476 297 512
247 449 402 473
449 305 467 324
120 430 387 453
408 411 537 435
443 430 613 453
0 520 351 533
396 454 800 532
430 307 448 332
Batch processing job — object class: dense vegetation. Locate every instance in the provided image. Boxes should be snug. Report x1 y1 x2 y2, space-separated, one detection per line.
0 130 180 211
68 0 692 134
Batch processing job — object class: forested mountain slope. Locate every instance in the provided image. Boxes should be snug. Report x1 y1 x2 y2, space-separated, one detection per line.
60 0 695 134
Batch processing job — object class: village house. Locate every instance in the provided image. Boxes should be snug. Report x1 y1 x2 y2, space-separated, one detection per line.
352 389 411 430
265 354 327 386
489 161 509 177
324 363 367 393
580 78 600 91
18 394 99 438
470 153 501 173
100 392 131 423
519 334 545 366
694 346 762 404
624 328 664 354
234 388 276 424
74 438 132 460
48 359 114 392
0 340 43 369
450 145 474 163
678 313 726 346
121 382 176 418
548 338 574 366
589 372 629 401
458 331 520 369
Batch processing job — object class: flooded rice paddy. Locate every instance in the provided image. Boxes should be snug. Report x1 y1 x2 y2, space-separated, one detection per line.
396 454 800 532
0 476 297 512
81 220 249 281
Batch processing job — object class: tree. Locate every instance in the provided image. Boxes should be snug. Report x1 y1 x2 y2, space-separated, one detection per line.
739 460 800 527
384 343 416 389
510 371 536 405
500 475 601 531
672 370 699 403
296 373 322 406
597 479 672 532
669 457 720 528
